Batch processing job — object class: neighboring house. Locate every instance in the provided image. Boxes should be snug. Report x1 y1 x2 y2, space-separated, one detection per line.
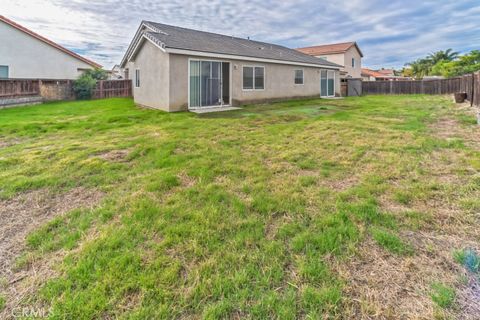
109 65 124 80
296 42 363 78
0 15 101 79
361 68 388 81
120 21 342 112
361 68 411 81
376 68 395 77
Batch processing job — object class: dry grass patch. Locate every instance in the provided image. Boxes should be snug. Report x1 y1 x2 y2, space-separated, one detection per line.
0 188 103 318
95 149 130 162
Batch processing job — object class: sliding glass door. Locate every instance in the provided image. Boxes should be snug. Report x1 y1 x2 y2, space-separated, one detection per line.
320 70 335 97
189 60 230 108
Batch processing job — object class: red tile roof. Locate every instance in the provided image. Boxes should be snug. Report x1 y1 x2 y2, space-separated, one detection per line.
361 68 385 78
0 15 102 68
376 69 395 76
296 42 363 57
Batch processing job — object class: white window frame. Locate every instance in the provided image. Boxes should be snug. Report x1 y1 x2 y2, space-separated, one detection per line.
294 69 304 85
135 69 140 87
242 65 265 91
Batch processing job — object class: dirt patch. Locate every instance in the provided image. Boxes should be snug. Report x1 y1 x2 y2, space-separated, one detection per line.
0 188 103 318
95 149 130 162
0 139 22 149
178 172 196 188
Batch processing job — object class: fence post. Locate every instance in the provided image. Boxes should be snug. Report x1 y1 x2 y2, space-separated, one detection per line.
99 80 104 99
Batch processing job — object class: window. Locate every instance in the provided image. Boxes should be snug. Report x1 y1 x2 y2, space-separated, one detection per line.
124 68 129 80
352 58 355 68
294 69 304 85
243 66 265 90
135 69 140 87
0 66 8 79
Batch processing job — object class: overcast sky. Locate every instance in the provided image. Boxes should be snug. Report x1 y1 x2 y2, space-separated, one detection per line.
3 0 480 69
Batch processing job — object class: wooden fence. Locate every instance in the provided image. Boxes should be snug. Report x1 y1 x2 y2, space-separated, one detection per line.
0 79 132 101
92 80 132 99
362 72 480 106
0 79 40 98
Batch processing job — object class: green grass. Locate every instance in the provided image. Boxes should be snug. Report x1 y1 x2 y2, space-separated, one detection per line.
430 282 456 309
370 226 413 255
0 95 478 318
0 295 5 312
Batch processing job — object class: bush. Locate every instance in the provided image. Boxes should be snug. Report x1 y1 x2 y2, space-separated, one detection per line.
73 68 108 100
73 73 97 100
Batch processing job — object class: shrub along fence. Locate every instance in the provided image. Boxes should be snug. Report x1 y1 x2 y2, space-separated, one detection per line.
0 79 132 108
362 72 480 107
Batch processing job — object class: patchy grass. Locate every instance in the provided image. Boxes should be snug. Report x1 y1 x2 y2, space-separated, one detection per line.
0 95 479 319
431 282 456 309
370 227 413 255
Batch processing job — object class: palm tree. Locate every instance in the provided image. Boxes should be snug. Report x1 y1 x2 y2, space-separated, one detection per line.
405 58 434 78
427 49 459 65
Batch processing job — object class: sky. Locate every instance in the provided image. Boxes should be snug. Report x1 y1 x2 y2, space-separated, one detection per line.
2 0 480 69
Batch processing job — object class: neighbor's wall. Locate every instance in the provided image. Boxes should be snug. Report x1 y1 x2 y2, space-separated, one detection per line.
0 21 94 79
316 53 344 69
314 47 362 79
169 54 341 111
342 46 362 78
128 40 170 111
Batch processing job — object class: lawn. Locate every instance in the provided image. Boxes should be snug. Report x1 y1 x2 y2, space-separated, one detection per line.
0 96 479 319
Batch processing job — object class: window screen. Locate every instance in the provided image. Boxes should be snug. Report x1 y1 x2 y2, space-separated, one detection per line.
294 69 304 84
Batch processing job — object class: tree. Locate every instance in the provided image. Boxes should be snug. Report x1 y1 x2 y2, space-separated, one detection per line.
83 68 108 81
405 58 433 78
427 49 459 65
431 50 480 77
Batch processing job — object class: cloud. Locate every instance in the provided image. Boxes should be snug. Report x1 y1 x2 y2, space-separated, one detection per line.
2 0 480 69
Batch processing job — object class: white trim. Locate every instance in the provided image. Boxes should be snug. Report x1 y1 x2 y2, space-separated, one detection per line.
120 22 157 67
120 22 167 67
126 34 166 64
187 58 232 110
242 65 265 91
294 68 304 85
167 48 340 70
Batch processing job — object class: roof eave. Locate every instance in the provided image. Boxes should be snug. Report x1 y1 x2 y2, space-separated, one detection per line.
165 47 342 69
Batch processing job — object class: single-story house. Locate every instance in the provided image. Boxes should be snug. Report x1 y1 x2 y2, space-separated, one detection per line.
296 42 363 79
120 21 342 112
0 15 101 79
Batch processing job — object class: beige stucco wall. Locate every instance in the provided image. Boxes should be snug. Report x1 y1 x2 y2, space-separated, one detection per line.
168 54 340 111
128 40 170 111
315 46 362 79
0 21 95 79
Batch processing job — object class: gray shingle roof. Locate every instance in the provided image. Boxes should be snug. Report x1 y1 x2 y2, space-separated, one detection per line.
142 21 341 68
